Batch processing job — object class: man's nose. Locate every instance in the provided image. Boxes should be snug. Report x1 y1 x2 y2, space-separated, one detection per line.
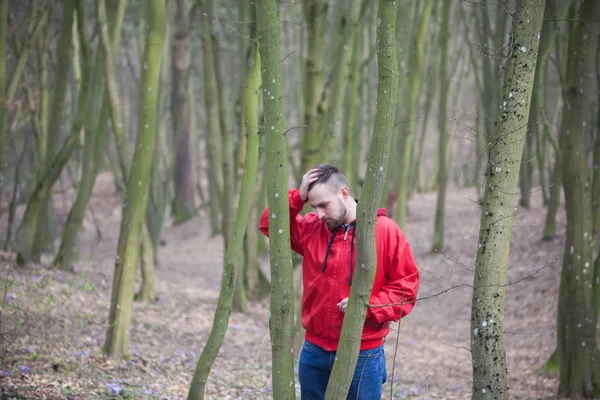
317 209 325 219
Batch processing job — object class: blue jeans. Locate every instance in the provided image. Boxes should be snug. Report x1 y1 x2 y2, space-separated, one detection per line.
298 340 387 400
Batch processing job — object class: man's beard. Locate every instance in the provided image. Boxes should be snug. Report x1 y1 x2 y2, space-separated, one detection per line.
324 206 346 230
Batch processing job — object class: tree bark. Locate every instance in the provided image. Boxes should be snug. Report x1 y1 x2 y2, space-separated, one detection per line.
592 57 600 241
542 156 561 240
470 1 545 398
256 0 296 397
555 0 600 396
431 0 452 253
171 0 196 224
0 0 7 209
320 0 364 164
324 0 398 397
1 2 50 210
135 222 156 302
394 0 433 228
199 0 223 237
518 96 536 208
187 45 261 400
54 0 126 271
342 21 363 191
17 0 76 263
104 0 165 358
53 57 105 270
299 0 328 178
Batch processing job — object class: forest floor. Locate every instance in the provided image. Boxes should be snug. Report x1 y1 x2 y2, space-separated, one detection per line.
0 171 570 399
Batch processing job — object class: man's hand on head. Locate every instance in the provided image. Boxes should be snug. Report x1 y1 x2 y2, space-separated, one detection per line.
299 168 322 202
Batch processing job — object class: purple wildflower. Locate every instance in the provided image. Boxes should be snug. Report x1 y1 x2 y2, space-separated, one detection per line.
106 382 121 395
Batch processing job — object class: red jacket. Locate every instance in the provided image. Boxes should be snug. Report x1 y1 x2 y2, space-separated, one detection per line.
259 189 419 351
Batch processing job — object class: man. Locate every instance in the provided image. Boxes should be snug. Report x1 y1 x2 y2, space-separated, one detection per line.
259 165 419 399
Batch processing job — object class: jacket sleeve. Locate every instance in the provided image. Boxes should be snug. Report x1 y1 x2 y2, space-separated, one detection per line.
366 227 419 325
259 189 309 255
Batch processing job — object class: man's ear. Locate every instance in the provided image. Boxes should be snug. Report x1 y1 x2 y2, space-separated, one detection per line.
340 187 349 200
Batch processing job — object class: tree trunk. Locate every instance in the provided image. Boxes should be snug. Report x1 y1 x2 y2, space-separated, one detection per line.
232 0 256 312
234 0 252 191
555 0 600 396
199 0 223 237
187 45 261 400
320 0 363 164
413 58 436 194
171 0 196 224
245 198 268 300
3 105 29 250
533 4 557 206
17 0 76 263
324 1 398 397
99 0 129 184
135 222 156 302
519 93 536 208
53 59 105 270
256 0 296 397
0 0 6 209
213 13 235 250
382 0 415 208
343 23 363 191
542 157 561 240
473 0 510 204
104 0 165 358
146 113 170 260
470 1 545 398
592 63 600 240
431 0 452 253
299 0 328 178
394 0 433 228
54 0 126 271
1 2 50 209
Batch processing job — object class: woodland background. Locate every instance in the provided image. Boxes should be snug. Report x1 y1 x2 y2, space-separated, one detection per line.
0 0 599 399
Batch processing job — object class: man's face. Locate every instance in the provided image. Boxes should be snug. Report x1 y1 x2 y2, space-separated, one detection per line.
308 183 347 230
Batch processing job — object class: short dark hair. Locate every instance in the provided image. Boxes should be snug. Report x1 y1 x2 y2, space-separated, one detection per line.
308 164 351 195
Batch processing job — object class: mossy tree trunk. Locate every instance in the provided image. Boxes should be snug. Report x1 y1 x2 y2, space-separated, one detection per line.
324 0 398 397
413 54 437 194
232 0 258 313
541 2 565 242
97 0 157 303
342 24 363 191
394 0 433 228
199 0 223 237
382 0 415 208
533 4 557 207
431 0 452 253
256 0 296 397
17 0 76 263
542 157 561 240
519 94 536 208
555 0 600 396
470 1 545 398
187 45 261 400
54 0 126 271
592 69 600 241
319 0 364 164
53 59 105 270
0 0 6 208
1 1 49 209
299 0 328 178
104 0 165 358
171 0 196 224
